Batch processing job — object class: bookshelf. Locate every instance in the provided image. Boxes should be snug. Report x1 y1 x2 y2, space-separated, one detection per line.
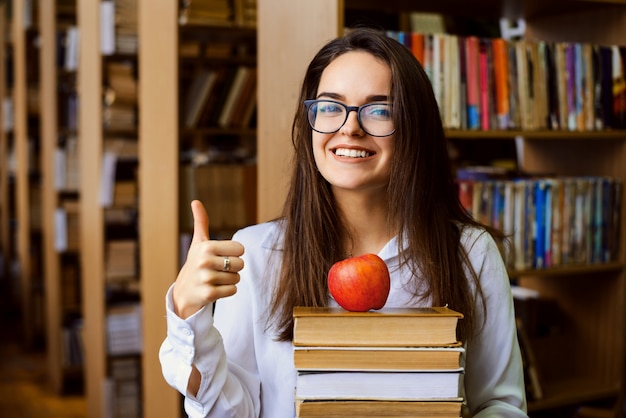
136 1 260 416
76 1 104 415
11 0 44 349
258 0 626 416
178 23 258 240
77 0 144 416
0 3 11 303
70 1 245 417
39 0 82 395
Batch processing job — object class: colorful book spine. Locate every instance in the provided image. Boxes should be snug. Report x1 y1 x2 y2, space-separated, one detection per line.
465 36 480 129
479 40 490 130
492 38 510 129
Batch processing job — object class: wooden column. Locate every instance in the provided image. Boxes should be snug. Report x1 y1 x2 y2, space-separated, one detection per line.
138 0 181 416
77 0 106 415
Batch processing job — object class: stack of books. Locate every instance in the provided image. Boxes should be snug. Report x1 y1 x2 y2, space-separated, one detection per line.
292 306 465 417
106 303 142 356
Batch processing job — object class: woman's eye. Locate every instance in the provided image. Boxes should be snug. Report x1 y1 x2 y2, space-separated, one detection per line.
366 105 392 119
320 104 342 114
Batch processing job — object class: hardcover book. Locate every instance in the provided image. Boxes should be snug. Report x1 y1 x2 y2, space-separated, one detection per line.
295 399 463 418
294 345 464 371
292 306 463 347
295 370 463 401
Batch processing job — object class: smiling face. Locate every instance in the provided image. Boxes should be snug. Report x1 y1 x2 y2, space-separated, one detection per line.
312 51 395 195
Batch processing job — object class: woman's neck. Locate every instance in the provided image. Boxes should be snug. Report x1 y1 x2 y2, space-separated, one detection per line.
334 188 395 257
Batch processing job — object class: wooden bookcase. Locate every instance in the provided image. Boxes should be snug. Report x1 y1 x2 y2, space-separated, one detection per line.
138 2 180 417
12 0 44 349
50 1 623 417
177 23 258 241
76 2 105 415
70 1 237 416
0 3 11 299
258 0 626 416
138 1 259 417
78 0 144 416
39 0 82 395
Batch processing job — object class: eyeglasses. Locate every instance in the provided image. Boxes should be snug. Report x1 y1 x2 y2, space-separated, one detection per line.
304 99 395 137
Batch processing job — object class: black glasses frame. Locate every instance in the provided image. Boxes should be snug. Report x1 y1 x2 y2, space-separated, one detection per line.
304 99 395 137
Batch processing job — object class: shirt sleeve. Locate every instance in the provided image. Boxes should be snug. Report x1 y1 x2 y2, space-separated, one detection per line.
158 283 260 418
462 229 529 417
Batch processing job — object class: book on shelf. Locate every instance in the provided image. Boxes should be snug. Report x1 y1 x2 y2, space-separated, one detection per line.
386 30 626 131
295 370 463 401
179 0 233 26
54 207 68 252
105 239 138 280
492 37 510 129
478 38 493 131
233 0 257 27
100 0 115 55
106 61 138 106
61 316 84 367
182 69 218 128
112 180 138 208
218 65 250 128
179 163 257 235
61 262 81 311
107 356 142 418
292 306 463 347
114 0 138 55
197 67 238 127
229 67 257 128
456 173 623 271
294 345 464 372
106 303 142 356
295 399 463 418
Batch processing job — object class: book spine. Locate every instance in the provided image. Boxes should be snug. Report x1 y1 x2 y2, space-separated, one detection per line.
465 36 480 129
479 40 490 130
411 32 425 65
492 38 510 129
534 180 546 269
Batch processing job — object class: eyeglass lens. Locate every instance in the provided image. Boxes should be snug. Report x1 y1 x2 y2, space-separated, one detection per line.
306 100 394 137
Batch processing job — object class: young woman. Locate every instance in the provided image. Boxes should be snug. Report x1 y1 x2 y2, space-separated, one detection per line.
160 27 528 417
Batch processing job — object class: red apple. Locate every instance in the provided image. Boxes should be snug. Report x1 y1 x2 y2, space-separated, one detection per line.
327 253 391 312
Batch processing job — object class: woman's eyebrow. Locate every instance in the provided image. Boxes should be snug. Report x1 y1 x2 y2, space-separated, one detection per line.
315 92 391 102
316 92 343 100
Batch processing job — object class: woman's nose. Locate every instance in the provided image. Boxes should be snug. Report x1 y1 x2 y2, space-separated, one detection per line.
340 110 364 136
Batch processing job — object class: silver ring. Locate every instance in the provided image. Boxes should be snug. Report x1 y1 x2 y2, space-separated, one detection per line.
223 256 231 272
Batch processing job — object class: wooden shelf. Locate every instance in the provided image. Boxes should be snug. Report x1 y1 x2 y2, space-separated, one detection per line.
528 378 620 412
180 23 256 36
180 127 256 136
445 129 626 140
138 1 180 417
258 1 626 417
0 3 9 285
509 262 624 278
344 0 626 20
19 0 619 416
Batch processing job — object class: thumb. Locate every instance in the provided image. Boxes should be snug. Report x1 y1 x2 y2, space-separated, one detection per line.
190 200 210 243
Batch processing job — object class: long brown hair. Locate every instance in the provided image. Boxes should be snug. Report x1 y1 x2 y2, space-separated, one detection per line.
269 27 503 343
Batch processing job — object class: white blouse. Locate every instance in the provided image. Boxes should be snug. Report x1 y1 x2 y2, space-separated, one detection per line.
159 221 528 417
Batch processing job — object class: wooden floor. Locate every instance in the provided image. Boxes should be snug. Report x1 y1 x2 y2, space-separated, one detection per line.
0 315 86 417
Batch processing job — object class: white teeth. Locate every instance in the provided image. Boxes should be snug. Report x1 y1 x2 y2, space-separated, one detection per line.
335 148 371 158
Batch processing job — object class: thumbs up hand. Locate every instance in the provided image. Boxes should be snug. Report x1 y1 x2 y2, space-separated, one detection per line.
173 200 245 319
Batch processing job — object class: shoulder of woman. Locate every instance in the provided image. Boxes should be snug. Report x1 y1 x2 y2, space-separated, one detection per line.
459 224 493 247
232 219 285 250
